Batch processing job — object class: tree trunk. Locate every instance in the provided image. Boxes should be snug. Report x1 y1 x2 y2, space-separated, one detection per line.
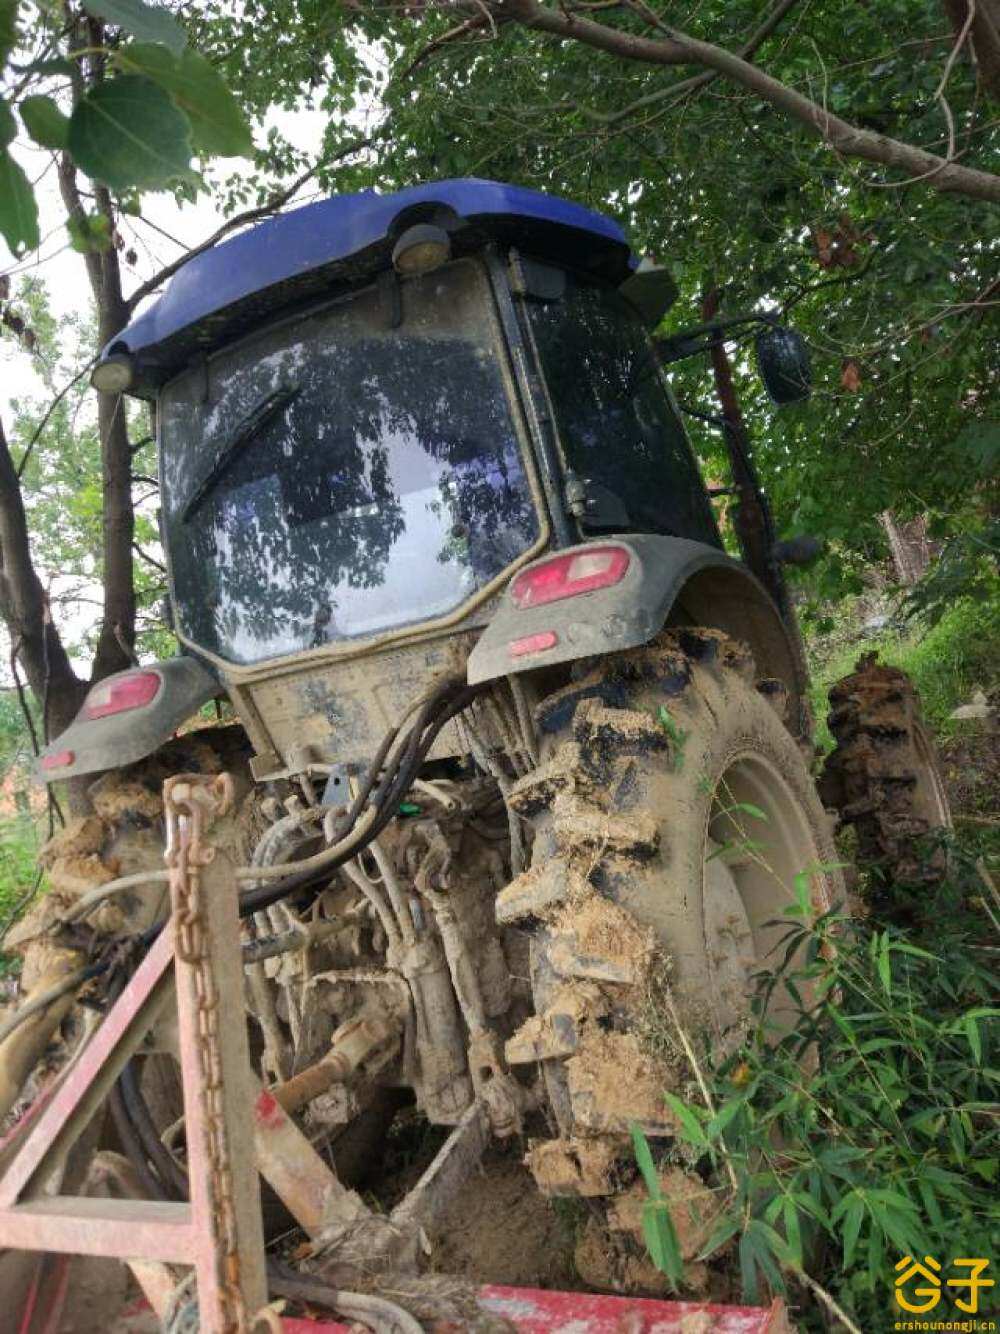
57 165 137 687
943 0 1000 100
0 418 86 738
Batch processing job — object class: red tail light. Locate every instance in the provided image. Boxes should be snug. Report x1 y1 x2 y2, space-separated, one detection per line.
83 670 161 720
511 546 630 609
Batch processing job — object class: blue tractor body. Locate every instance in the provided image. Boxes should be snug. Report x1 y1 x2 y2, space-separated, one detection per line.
43 178 804 783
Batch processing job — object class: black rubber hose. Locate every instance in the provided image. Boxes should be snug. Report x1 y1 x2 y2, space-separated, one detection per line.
237 683 485 916
237 678 469 918
118 1058 188 1199
108 1082 167 1201
101 968 170 1202
328 673 466 841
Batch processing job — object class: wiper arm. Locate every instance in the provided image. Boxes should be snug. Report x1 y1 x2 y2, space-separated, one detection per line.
182 383 301 524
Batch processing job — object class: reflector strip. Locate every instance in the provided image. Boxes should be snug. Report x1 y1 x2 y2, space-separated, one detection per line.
509 631 558 657
41 750 75 771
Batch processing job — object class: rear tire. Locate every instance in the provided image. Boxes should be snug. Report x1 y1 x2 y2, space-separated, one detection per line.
498 629 843 1290
820 652 952 889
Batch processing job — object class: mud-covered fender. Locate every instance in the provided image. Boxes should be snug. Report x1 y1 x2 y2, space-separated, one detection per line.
35 656 218 784
467 535 808 729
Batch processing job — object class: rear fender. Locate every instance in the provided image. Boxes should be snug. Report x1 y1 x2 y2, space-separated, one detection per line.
35 657 218 784
467 535 808 732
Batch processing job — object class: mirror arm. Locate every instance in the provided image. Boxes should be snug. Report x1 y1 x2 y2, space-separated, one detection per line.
655 312 778 364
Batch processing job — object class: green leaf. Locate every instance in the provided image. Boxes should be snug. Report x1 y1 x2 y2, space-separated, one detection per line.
20 95 70 150
83 0 185 53
662 1092 709 1148
0 98 15 147
746 1220 789 1288
9 56 74 77
0 148 40 255
964 1015 982 1065
67 210 112 253
642 1199 683 1285
0 0 18 68
877 932 892 996
67 74 192 191
891 941 939 961
630 1123 661 1199
917 1179 944 1230
706 1098 742 1140
739 1230 760 1304
782 1197 803 1267
697 1213 742 1260
791 870 813 918
117 44 252 157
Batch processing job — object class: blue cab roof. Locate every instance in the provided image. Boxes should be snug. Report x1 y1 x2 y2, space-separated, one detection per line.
107 178 633 392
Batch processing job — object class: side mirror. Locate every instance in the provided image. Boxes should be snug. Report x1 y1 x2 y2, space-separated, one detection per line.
756 325 812 405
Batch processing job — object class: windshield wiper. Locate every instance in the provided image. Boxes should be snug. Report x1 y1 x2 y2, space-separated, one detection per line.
182 383 301 524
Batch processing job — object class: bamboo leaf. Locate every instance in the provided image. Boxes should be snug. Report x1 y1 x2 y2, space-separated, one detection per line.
642 1199 683 1285
662 1092 709 1148
877 931 892 996
783 1197 803 1267
630 1123 661 1199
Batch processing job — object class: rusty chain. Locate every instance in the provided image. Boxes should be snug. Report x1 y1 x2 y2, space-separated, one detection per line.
164 772 253 1334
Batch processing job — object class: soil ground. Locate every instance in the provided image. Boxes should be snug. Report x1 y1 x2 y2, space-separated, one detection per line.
426 1140 578 1290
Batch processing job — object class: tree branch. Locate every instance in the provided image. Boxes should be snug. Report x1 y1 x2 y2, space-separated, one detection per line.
597 0 802 127
491 0 1000 201
15 357 96 480
124 130 380 315
132 541 166 573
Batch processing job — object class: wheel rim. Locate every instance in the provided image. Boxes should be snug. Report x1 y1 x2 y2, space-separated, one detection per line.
703 752 833 1042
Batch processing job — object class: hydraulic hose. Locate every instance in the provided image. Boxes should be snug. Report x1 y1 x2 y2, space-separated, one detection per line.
118 1058 188 1199
1 677 485 1111
237 682 485 916
235 676 472 888
266 1262 424 1334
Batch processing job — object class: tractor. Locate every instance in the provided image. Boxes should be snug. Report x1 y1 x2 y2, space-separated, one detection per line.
21 179 945 1303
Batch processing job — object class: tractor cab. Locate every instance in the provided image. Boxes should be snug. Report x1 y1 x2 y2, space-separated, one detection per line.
39 179 806 784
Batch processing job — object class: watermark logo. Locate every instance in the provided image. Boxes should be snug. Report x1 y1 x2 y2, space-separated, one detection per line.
894 1255 995 1332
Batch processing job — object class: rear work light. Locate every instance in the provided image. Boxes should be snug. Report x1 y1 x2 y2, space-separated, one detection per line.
83 670 161 720
511 546 631 609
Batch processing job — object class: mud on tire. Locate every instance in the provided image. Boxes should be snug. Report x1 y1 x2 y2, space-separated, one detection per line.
497 628 843 1292
820 652 952 887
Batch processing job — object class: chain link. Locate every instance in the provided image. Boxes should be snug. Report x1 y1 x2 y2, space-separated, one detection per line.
165 773 249 1334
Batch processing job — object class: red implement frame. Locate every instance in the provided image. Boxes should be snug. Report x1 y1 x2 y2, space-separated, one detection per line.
0 776 268 1332
265 1286 794 1333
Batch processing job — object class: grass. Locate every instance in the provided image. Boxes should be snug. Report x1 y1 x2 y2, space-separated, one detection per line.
0 814 47 974
807 593 1000 752
632 829 1000 1331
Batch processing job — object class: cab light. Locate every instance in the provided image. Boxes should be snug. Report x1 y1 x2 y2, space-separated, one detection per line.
511 546 630 609
83 670 161 720
510 631 558 658
41 749 75 771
